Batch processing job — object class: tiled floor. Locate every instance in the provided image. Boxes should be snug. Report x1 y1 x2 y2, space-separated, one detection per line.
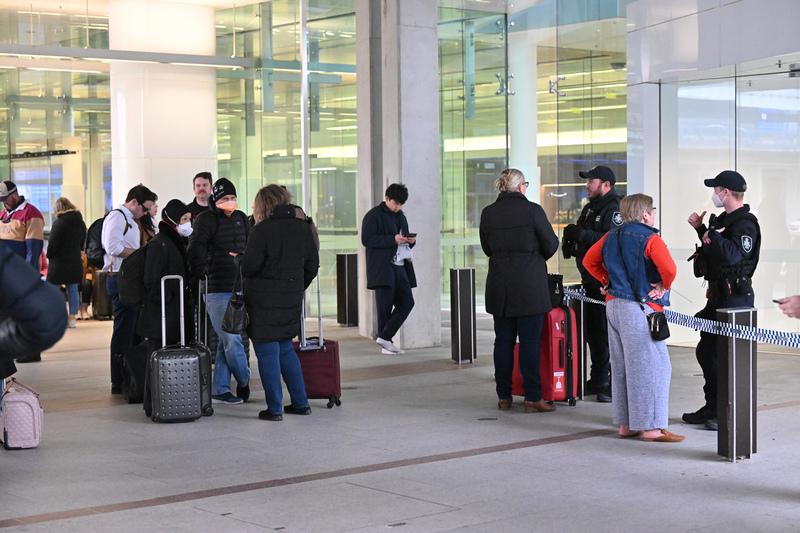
1 318 800 531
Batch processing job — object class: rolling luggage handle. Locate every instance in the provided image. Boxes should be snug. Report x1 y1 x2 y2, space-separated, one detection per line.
161 275 185 348
299 275 324 351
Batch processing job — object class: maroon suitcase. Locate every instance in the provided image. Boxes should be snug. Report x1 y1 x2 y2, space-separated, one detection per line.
293 278 342 408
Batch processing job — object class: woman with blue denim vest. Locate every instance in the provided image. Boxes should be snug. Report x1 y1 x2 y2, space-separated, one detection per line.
583 194 684 443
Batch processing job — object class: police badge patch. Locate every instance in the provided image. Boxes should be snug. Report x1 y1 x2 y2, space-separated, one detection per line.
742 235 753 254
612 211 623 226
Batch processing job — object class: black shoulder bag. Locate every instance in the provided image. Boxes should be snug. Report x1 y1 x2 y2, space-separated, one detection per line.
615 230 670 341
222 259 249 334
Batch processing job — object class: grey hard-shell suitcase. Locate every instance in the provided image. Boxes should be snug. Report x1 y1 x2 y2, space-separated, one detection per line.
143 275 213 423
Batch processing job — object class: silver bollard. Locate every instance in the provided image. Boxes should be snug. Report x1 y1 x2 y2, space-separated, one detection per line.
716 307 758 462
450 268 477 364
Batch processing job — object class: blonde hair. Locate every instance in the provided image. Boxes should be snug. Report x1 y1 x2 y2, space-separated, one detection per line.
619 193 653 223
494 168 525 193
54 197 77 215
252 184 291 223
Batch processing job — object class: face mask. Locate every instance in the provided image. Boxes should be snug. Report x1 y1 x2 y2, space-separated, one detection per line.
711 191 725 208
217 200 238 212
177 222 193 237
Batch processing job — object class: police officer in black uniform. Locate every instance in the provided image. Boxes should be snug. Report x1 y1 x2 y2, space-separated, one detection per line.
683 170 760 431
562 165 623 402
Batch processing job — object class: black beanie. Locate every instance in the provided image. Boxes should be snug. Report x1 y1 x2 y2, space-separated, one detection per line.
212 177 237 202
162 199 190 225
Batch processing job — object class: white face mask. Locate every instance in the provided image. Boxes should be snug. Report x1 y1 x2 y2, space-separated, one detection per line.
177 222 193 237
711 191 725 208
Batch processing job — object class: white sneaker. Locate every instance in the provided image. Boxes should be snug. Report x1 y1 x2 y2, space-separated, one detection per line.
381 348 404 355
376 337 401 354
67 319 77 329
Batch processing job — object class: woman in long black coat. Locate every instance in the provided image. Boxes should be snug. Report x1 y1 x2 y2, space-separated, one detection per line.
47 197 87 328
137 199 193 346
241 185 319 421
479 168 559 413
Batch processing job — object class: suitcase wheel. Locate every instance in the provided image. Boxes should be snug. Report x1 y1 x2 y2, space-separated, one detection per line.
326 396 341 409
568 398 577 407
335 397 341 406
203 406 214 417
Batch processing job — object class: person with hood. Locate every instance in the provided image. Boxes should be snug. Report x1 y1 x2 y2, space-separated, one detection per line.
561 165 622 402
46 197 87 329
137 199 194 345
188 178 251 405
241 185 319 421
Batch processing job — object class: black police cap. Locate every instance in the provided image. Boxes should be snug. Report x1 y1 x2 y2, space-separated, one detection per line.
704 170 747 192
578 165 616 185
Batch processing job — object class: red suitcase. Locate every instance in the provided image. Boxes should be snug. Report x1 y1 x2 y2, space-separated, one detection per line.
293 278 342 409
512 305 578 405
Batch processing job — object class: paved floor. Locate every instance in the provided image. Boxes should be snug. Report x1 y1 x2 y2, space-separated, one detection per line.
1 318 800 532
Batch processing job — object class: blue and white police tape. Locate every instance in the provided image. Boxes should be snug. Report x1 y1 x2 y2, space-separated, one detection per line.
563 288 800 348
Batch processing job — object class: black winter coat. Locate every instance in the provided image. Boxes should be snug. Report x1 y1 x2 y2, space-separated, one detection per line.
575 190 622 286
0 246 68 377
479 192 559 317
138 222 192 345
361 202 417 289
187 207 250 293
46 210 87 285
240 205 319 343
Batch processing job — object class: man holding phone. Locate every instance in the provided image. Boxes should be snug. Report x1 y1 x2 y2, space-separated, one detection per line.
361 183 417 355
776 296 800 318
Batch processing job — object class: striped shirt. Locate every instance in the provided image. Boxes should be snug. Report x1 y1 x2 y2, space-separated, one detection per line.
0 198 44 268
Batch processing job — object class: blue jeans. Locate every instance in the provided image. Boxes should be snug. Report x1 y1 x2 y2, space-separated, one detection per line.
493 314 545 402
205 292 250 395
107 275 139 387
253 339 309 415
66 283 79 316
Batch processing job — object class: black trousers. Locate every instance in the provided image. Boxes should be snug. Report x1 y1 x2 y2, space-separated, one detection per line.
493 314 545 401
375 265 415 342
584 284 611 385
695 294 754 416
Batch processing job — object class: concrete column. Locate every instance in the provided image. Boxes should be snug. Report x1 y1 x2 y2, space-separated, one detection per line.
508 28 539 197
356 0 382 340
109 0 217 206
356 0 441 349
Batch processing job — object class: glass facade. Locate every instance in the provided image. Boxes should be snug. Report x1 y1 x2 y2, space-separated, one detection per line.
0 9 111 227
438 1 629 307
660 58 800 338
216 1 357 315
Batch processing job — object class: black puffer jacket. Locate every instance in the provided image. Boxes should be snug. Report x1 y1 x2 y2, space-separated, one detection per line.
479 192 559 317
46 210 87 285
240 205 319 343
0 246 68 377
137 221 192 345
187 206 249 293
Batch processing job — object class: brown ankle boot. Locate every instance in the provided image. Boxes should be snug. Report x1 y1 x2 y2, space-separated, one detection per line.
497 399 512 410
524 399 555 413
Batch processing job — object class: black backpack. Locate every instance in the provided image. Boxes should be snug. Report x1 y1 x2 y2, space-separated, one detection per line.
118 243 148 307
85 209 131 269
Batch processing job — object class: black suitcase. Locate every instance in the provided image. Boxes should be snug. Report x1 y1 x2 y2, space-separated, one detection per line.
92 271 113 320
143 275 213 422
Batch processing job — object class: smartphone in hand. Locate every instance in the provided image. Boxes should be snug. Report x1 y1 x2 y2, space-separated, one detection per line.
406 233 417 238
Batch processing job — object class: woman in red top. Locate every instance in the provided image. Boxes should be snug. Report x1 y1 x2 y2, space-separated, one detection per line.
583 194 684 443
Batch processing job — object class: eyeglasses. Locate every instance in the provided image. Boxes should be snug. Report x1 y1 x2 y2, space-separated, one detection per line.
522 181 530 187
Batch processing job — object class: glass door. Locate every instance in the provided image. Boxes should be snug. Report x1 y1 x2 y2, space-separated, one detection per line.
438 7 508 308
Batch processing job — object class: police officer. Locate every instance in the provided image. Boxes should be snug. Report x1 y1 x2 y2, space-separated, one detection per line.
562 165 623 402
684 170 760 431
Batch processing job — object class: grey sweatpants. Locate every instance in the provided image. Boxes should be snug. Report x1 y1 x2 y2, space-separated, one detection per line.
606 298 671 431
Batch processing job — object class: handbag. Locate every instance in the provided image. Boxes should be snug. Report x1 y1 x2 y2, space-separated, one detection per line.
614 229 671 341
222 262 249 334
547 273 564 308
646 309 670 341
